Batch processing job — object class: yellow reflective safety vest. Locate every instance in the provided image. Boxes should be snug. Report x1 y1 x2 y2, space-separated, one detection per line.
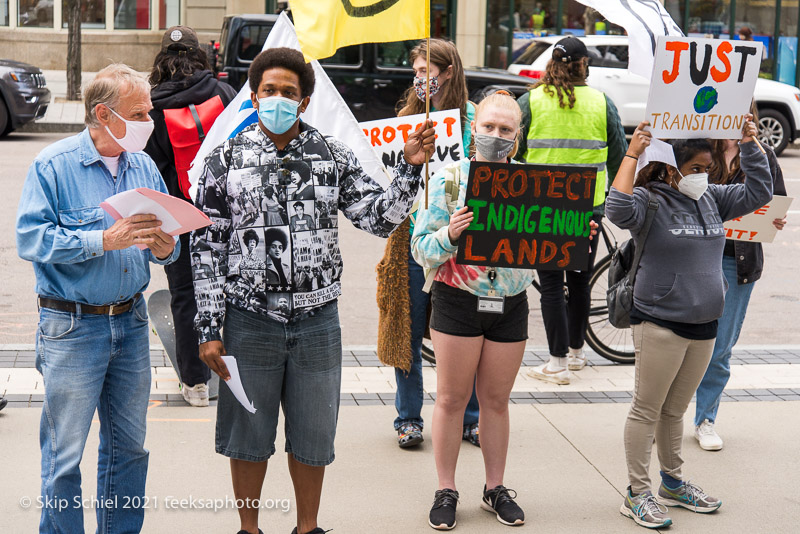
524 85 608 207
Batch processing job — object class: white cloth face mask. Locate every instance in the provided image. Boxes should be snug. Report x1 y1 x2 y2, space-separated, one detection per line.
105 107 155 153
676 171 709 200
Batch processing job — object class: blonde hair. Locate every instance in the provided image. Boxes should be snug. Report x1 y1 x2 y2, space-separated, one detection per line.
472 92 523 158
84 64 150 127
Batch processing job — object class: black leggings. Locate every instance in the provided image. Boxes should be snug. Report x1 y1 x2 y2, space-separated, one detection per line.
537 214 602 357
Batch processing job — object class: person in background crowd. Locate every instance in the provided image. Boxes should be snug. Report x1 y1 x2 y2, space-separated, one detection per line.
694 112 787 451
192 47 434 534
607 118 772 529
412 92 533 530
16 64 179 534
376 37 482 450
145 25 237 407
516 35 626 385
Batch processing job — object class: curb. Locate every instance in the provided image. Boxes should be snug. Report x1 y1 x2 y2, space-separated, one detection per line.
18 122 84 134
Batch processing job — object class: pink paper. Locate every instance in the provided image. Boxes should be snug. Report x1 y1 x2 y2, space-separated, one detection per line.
101 188 212 240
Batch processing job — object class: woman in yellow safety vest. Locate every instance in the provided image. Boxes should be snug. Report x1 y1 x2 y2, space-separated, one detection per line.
515 36 627 385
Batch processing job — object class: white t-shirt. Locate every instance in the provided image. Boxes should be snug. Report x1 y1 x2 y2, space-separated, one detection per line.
101 155 120 177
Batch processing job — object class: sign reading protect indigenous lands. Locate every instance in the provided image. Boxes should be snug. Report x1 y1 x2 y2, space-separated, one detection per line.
645 36 763 139
360 110 464 173
456 162 596 271
723 196 794 243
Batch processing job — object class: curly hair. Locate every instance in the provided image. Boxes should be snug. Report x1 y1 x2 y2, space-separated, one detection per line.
242 229 260 247
533 56 589 109
634 139 713 190
264 227 288 250
149 46 211 87
248 47 315 97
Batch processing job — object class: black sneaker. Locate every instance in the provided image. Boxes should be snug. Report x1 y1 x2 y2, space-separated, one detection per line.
462 423 480 447
397 422 424 448
237 530 263 534
290 528 331 534
481 485 525 526
429 489 459 530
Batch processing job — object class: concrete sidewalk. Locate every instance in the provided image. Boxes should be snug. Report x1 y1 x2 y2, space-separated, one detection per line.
1 402 797 533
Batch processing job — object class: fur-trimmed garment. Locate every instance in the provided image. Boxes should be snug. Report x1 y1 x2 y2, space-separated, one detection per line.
376 218 412 371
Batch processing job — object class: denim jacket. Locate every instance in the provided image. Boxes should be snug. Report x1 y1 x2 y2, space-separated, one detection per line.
16 129 179 305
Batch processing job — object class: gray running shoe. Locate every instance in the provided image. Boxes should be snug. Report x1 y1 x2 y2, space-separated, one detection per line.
658 481 722 513
620 487 673 529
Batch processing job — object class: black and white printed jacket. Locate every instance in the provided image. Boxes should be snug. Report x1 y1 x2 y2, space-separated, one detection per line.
191 122 422 343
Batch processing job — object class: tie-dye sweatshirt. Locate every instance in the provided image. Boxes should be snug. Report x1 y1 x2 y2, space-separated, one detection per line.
410 158 534 297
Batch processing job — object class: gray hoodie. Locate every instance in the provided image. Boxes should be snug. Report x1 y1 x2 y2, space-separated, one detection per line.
606 141 773 324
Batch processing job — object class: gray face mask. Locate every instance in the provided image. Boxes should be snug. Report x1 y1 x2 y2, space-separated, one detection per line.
474 133 515 161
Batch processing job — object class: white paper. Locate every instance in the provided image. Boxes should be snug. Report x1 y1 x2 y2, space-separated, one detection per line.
636 137 677 175
103 189 182 234
220 355 256 414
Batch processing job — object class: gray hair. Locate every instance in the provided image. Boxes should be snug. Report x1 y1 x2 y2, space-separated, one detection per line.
84 64 151 127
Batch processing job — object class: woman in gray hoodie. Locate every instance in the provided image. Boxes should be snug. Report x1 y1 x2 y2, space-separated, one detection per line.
606 116 772 530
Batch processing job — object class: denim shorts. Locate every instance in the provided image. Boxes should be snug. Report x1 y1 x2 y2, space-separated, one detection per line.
430 281 529 343
217 302 342 466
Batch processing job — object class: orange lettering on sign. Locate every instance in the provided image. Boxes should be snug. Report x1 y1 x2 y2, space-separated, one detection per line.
662 41 690 84
471 165 492 197
463 235 486 262
754 205 769 215
491 239 514 264
443 116 456 137
710 41 733 83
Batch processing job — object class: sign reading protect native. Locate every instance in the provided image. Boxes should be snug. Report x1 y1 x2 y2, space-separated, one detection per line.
645 36 762 139
456 162 596 271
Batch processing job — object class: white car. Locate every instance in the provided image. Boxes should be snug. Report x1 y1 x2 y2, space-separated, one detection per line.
509 35 800 155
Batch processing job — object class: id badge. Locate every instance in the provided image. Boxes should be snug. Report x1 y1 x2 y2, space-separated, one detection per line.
477 295 505 314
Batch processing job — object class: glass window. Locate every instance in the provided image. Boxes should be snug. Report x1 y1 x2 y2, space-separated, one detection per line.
588 45 629 69
319 44 361 67
376 40 418 68
431 1 451 39
114 0 150 30
238 24 272 62
60 0 105 29
486 0 512 69
1 0 9 26
159 0 179 30
19 0 54 27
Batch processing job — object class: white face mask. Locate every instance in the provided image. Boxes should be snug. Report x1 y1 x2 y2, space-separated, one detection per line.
676 171 709 200
105 107 154 153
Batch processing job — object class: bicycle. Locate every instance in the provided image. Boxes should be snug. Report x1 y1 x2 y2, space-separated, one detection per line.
420 220 636 365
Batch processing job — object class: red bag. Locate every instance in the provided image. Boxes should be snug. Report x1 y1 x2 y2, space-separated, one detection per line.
163 95 225 199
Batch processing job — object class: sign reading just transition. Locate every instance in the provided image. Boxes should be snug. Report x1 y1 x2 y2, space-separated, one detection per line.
456 162 596 271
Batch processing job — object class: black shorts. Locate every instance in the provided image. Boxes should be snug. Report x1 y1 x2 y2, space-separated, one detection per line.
429 281 529 343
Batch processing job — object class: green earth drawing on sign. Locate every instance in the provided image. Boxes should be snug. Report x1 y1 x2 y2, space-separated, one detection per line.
340 0 401 17
694 86 719 114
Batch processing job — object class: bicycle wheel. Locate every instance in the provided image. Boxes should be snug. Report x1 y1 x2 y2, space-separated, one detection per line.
421 337 436 364
585 254 636 364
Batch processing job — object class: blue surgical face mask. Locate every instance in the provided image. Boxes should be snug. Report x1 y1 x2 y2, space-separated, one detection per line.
256 95 300 134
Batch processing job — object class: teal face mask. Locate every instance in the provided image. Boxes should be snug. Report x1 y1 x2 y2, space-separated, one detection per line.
256 95 300 134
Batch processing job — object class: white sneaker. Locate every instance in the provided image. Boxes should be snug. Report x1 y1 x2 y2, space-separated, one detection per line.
181 383 210 407
695 420 723 451
567 350 586 371
528 363 571 385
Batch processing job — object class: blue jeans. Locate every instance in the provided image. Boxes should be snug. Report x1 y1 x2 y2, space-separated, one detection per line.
35 297 151 534
394 249 479 430
694 256 755 426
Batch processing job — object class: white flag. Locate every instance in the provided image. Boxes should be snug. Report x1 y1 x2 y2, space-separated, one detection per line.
187 12 389 201
573 0 683 79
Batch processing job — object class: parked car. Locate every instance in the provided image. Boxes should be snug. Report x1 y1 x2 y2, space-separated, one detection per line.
509 35 800 155
0 59 51 137
215 14 534 122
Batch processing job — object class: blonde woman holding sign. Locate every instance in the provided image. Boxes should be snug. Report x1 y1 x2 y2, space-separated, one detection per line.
412 92 530 530
607 116 772 529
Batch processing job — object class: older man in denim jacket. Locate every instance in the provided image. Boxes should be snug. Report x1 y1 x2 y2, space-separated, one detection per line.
16 64 178 534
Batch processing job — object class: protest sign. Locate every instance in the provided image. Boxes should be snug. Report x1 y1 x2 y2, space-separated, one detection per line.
645 36 762 139
360 109 464 172
456 162 596 271
723 196 793 243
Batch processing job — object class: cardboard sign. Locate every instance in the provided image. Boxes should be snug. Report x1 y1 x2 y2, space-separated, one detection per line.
723 196 793 243
360 109 464 172
645 36 762 139
456 162 596 271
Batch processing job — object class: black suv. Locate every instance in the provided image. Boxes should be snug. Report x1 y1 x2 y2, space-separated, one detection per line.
215 14 533 122
0 59 51 137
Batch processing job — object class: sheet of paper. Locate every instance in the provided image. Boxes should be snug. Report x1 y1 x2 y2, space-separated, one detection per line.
723 196 793 244
220 355 256 414
636 137 677 175
100 188 211 236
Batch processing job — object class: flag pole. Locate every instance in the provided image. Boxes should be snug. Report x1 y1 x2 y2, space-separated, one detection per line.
425 37 431 209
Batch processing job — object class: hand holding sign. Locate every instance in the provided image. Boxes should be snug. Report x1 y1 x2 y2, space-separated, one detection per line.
448 206 474 245
628 121 653 157
403 119 436 166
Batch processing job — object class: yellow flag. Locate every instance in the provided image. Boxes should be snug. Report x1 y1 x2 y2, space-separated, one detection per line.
290 0 430 62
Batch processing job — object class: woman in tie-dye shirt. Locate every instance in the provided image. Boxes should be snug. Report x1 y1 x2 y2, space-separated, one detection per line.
411 92 532 530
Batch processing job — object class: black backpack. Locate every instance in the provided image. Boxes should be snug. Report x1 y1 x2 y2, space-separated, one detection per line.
607 190 659 328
